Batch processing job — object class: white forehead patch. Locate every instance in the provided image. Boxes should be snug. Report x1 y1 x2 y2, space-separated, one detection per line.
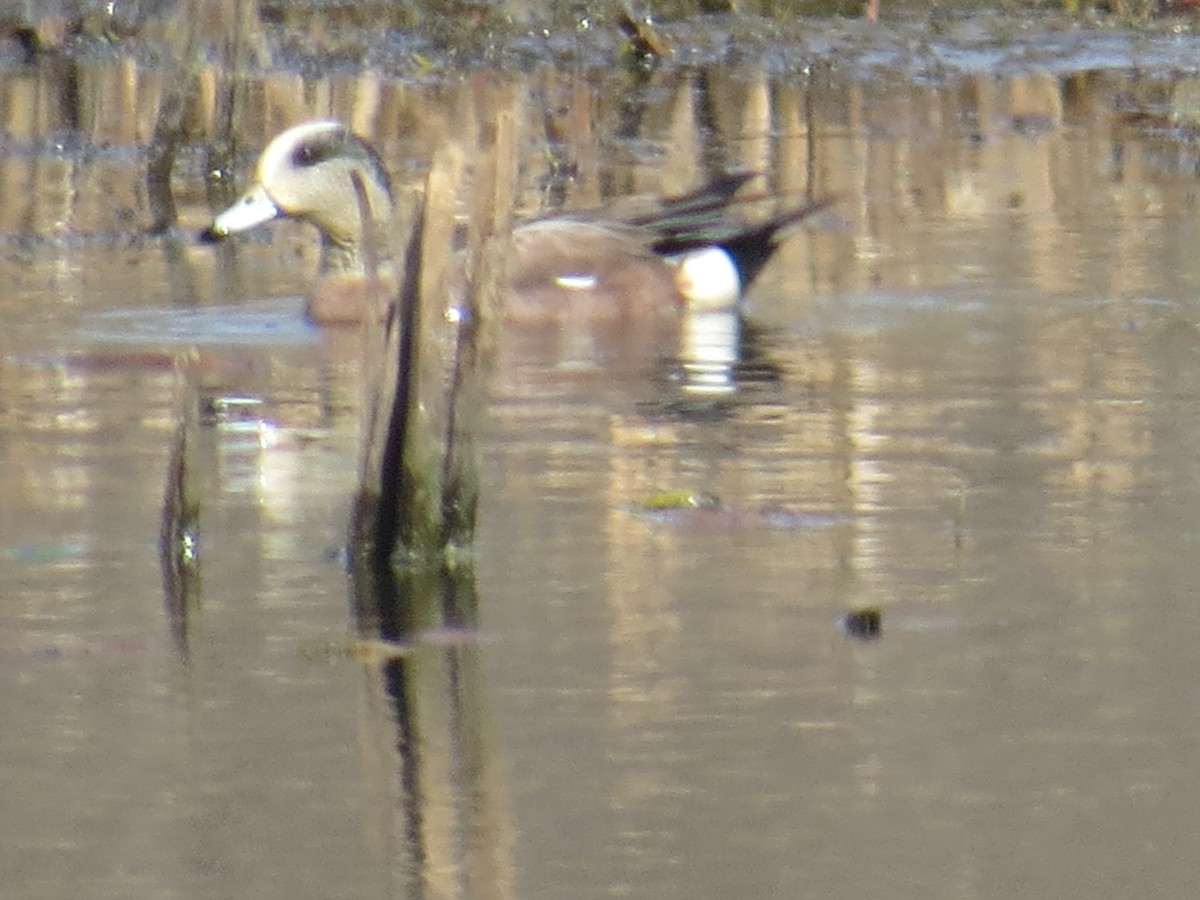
255 120 346 183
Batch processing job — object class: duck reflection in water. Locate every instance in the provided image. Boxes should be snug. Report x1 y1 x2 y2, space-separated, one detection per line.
203 120 831 383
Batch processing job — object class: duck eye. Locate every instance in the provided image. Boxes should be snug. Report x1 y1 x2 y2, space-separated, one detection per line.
291 134 344 170
293 144 319 168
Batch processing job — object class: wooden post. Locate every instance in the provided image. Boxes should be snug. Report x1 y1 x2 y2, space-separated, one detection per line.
441 107 516 551
351 145 467 566
351 101 518 567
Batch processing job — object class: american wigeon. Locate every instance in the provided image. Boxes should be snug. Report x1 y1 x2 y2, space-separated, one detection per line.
202 120 829 326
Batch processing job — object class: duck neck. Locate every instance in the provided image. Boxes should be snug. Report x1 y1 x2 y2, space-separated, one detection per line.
317 205 395 278
319 234 371 276
314 167 395 277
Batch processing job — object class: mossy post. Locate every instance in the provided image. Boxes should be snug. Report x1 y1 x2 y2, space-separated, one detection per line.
351 99 516 566
441 106 517 550
352 142 486 566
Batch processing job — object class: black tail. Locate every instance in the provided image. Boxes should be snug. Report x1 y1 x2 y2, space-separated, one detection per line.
649 194 837 290
708 197 837 289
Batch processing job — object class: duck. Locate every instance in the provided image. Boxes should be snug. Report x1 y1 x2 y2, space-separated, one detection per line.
201 120 830 327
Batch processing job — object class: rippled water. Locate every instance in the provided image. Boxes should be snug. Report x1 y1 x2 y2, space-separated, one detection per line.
5 24 1200 899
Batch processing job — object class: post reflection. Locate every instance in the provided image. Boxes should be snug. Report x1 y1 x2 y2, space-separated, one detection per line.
348 558 512 900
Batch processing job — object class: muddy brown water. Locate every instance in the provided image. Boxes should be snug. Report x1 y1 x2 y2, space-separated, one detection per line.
5 16 1200 899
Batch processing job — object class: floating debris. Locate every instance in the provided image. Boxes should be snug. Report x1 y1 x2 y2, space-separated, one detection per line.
0 636 151 657
298 628 487 664
617 8 670 64
0 540 89 563
842 607 882 640
636 489 722 511
630 490 843 530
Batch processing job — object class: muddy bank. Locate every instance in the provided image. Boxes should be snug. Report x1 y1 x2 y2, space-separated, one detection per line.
4 0 1200 83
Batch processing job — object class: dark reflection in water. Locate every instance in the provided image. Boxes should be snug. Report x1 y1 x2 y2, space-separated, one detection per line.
8 27 1200 900
348 559 494 900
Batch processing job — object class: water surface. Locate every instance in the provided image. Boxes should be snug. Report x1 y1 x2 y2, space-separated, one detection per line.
4 24 1200 899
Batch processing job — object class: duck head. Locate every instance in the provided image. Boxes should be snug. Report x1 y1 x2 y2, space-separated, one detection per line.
206 120 395 275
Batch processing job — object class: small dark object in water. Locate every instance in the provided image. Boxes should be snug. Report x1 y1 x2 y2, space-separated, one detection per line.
843 607 882 640
617 9 669 61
